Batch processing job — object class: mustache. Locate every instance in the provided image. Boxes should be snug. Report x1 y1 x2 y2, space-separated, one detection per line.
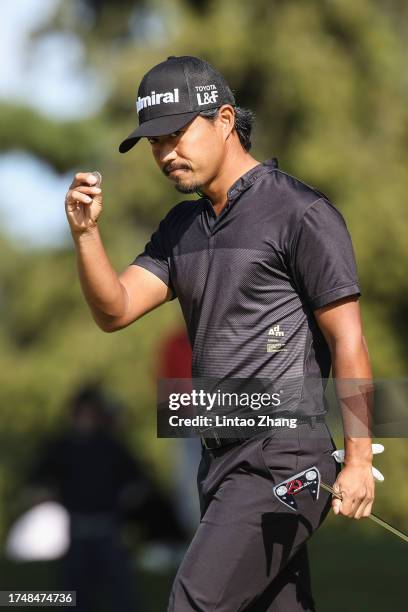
163 162 191 176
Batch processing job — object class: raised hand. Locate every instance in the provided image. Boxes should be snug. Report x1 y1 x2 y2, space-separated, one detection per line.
65 171 103 234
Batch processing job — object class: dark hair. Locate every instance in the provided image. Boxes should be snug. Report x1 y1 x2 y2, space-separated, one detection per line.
199 106 255 151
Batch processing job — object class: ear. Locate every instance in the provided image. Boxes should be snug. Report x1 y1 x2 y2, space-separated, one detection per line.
217 105 235 140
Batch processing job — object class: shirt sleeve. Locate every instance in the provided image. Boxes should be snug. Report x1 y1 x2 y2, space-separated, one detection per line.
131 218 177 299
289 198 361 310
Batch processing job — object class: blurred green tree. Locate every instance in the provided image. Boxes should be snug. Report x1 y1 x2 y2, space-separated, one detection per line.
0 0 407 536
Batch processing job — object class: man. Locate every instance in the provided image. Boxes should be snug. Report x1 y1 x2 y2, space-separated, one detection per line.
65 56 375 611
27 385 145 612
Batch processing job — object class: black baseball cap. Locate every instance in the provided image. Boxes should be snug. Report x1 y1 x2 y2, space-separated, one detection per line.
119 55 236 153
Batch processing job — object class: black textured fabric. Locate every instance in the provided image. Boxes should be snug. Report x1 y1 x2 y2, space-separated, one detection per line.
133 158 360 415
167 421 340 611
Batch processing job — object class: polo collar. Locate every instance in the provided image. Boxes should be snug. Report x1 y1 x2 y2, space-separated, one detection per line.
226 157 279 203
201 157 279 220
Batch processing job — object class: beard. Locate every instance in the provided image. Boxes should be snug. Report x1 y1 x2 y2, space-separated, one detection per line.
163 164 204 194
174 180 204 194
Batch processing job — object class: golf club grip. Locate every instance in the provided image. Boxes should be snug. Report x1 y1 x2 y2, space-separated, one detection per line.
320 481 408 543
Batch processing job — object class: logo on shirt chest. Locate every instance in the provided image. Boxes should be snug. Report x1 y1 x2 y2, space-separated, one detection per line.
266 325 287 353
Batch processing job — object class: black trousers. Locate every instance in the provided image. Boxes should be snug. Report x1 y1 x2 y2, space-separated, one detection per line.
168 421 340 611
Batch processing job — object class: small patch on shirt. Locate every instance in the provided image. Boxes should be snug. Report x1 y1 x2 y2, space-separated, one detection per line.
266 325 287 352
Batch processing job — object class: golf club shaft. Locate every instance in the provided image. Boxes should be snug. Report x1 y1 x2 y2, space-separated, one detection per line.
320 481 408 543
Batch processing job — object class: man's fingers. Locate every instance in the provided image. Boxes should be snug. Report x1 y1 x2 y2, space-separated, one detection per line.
68 186 101 203
332 487 374 519
331 466 375 519
332 483 342 515
354 496 374 519
345 491 369 517
75 172 98 184
332 485 357 517
348 482 374 518
70 190 93 205
72 186 101 196
332 497 341 515
362 502 374 518
340 497 358 517
69 172 99 189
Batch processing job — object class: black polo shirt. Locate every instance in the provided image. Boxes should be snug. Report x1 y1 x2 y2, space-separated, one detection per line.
133 158 360 416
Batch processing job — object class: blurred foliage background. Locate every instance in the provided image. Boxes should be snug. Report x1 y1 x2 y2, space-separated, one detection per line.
0 0 407 608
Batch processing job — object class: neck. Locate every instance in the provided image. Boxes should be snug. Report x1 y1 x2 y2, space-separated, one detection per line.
202 144 260 215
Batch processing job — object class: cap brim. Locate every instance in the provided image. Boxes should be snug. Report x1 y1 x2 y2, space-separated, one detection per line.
118 111 200 153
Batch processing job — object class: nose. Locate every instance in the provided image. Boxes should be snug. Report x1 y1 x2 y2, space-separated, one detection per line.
156 140 178 168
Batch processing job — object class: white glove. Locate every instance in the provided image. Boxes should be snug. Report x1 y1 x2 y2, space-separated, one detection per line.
332 443 385 482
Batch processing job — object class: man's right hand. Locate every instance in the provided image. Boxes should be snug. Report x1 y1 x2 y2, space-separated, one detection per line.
65 171 172 331
65 172 103 234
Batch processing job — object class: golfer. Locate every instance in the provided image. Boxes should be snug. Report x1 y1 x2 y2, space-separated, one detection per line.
65 56 375 611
